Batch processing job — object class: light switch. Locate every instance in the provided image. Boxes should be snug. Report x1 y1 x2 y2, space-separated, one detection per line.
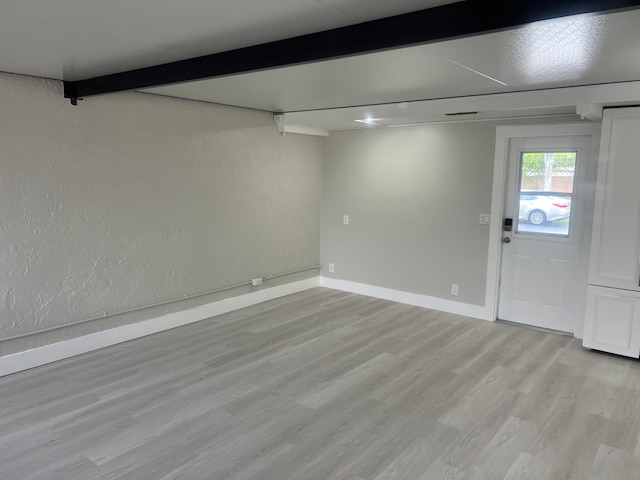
343 215 350 225
479 214 491 225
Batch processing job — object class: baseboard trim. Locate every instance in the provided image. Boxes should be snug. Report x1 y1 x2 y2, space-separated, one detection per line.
0 277 320 378
320 277 492 321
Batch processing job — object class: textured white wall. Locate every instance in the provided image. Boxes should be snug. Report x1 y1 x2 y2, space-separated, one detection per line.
0 73 324 354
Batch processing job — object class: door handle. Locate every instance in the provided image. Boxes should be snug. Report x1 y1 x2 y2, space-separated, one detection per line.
503 237 511 244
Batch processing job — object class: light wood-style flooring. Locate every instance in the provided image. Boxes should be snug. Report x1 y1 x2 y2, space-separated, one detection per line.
1 288 640 479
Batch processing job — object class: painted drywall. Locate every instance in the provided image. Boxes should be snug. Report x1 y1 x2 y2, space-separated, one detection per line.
0 72 323 355
322 124 495 306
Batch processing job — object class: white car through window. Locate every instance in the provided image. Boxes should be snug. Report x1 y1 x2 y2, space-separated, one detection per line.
519 195 571 225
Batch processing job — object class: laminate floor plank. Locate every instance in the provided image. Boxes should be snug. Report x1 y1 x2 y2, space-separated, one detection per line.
501 452 553 480
2 287 640 479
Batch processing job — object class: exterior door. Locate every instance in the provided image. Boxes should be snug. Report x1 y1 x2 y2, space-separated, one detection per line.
498 136 592 332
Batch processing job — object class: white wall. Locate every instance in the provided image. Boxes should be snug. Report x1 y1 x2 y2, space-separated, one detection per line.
0 73 324 355
321 123 495 306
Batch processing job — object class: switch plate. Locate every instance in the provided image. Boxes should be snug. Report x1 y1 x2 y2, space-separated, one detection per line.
451 283 459 296
343 215 350 225
328 263 335 273
479 214 491 225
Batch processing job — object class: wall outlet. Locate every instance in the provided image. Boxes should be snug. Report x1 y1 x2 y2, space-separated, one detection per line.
451 283 459 296
479 214 491 225
251 277 263 286
343 215 350 225
328 263 335 273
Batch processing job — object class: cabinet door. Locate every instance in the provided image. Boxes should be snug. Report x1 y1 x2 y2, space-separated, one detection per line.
589 108 640 291
583 286 640 357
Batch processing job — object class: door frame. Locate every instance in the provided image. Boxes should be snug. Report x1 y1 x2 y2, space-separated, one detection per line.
485 123 600 336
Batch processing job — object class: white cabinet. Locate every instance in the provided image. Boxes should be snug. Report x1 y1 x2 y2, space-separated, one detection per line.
584 108 640 357
588 109 640 291
583 286 640 358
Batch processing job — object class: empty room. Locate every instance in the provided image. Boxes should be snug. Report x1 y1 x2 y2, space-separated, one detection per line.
2 1 640 479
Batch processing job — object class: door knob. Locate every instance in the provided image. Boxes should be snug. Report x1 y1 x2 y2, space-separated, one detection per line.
503 237 511 244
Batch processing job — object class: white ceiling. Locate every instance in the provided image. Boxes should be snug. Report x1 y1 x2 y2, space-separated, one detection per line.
1 1 640 130
144 10 640 113
0 0 455 81
145 45 506 112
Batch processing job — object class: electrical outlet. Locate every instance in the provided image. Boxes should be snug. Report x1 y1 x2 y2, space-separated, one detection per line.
451 283 459 296
328 263 335 273
343 215 350 225
251 277 263 286
479 214 491 225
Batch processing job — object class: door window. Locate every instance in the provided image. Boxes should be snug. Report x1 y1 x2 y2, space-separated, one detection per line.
516 151 576 236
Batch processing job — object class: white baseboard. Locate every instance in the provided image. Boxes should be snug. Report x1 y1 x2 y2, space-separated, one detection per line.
320 277 492 321
0 277 320 378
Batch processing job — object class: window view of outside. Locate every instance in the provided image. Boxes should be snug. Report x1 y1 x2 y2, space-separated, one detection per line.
517 151 576 236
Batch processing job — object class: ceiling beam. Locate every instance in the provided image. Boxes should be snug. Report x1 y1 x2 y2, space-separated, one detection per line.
64 0 640 102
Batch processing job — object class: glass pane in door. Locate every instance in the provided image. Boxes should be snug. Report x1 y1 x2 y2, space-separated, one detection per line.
516 152 576 236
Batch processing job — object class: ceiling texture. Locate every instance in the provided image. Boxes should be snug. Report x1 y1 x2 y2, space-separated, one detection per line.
2 0 640 131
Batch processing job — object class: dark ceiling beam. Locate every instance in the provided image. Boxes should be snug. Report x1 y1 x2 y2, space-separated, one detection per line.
64 0 640 101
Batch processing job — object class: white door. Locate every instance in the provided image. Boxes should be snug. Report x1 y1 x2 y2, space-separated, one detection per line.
498 136 592 332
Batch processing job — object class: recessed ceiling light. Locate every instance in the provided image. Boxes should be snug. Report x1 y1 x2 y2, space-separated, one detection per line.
355 117 384 126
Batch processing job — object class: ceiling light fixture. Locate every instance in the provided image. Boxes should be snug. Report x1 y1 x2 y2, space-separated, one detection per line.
355 118 384 126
